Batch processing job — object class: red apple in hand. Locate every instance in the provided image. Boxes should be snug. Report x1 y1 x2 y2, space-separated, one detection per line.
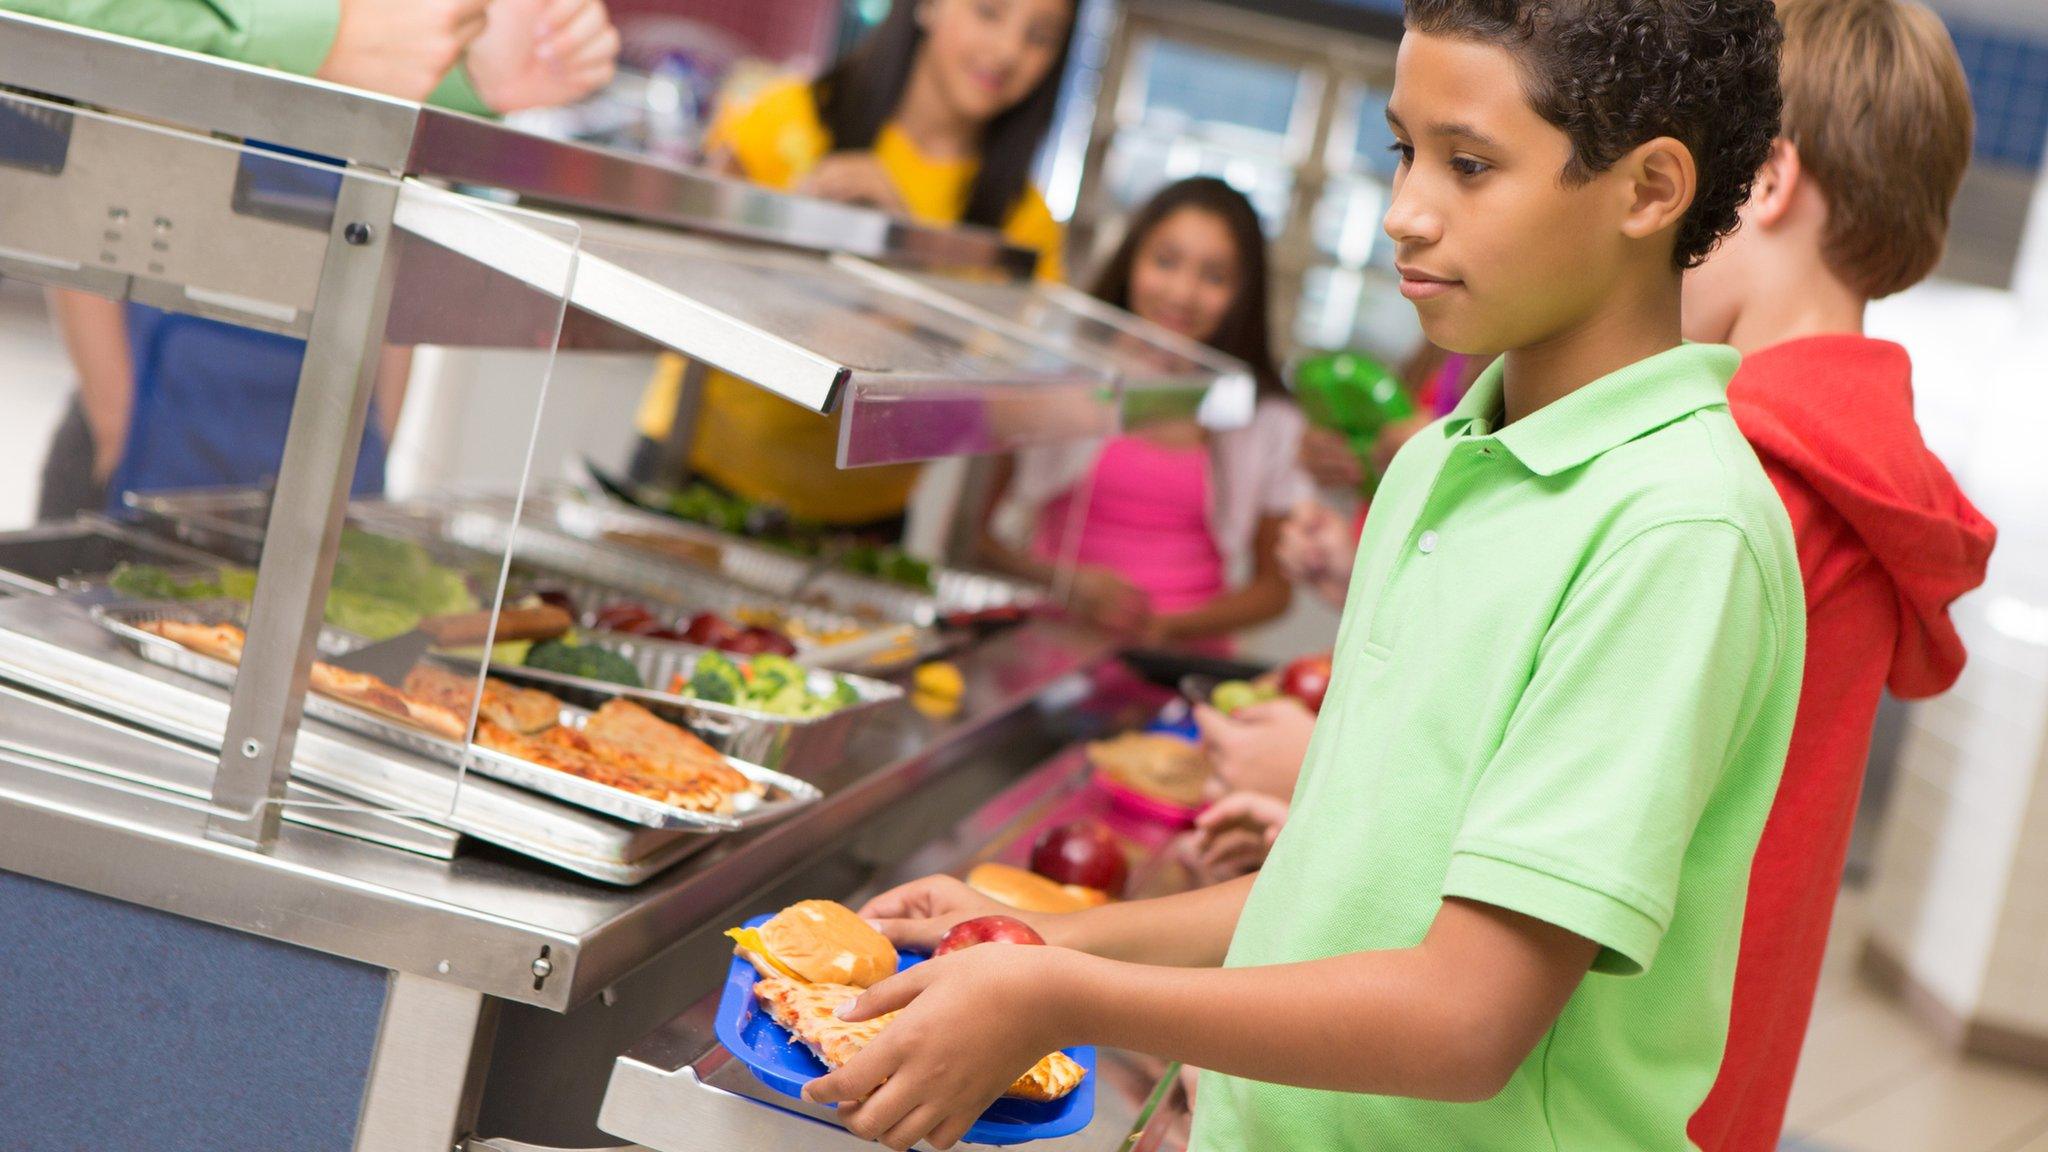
935 915 1045 956
1030 820 1129 897
1278 653 1334 713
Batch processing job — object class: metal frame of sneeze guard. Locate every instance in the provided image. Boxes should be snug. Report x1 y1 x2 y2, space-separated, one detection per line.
0 11 1239 857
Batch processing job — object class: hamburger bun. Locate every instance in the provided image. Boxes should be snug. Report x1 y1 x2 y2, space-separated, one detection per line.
966 862 1112 915
728 899 897 987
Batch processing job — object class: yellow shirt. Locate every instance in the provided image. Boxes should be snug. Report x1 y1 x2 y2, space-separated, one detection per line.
635 78 1066 525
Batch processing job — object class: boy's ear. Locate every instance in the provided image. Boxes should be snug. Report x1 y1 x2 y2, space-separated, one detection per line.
1616 136 1698 250
1746 139 1803 231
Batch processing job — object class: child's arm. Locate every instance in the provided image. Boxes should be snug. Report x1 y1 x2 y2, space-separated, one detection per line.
809 896 1596 1150
862 872 1256 967
1147 513 1294 641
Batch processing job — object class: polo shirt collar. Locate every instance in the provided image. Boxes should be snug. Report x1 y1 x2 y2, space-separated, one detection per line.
1443 344 1738 477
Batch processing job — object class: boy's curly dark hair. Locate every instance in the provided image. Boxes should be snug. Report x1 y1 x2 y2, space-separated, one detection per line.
1405 0 1783 268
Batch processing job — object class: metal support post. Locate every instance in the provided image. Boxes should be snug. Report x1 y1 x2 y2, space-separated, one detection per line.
206 173 403 848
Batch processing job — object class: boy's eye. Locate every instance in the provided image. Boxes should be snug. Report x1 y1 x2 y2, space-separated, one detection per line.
1387 142 1414 167
1450 155 1491 177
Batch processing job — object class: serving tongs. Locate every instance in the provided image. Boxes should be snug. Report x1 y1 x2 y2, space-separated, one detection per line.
327 605 572 683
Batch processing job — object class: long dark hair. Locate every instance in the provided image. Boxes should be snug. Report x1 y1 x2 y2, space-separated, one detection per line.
1089 177 1286 398
813 0 1076 230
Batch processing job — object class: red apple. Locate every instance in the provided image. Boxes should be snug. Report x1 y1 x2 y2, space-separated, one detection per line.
935 915 1045 956
1030 820 1128 896
1278 654 1334 713
682 612 740 649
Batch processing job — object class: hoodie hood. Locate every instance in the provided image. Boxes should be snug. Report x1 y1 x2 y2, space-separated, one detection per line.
1729 335 1996 698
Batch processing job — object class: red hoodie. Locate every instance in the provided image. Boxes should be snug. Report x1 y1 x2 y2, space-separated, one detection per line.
1691 335 1997 1152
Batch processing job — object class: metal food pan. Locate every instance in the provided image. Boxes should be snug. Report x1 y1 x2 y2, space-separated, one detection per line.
0 516 235 596
482 635 902 775
92 600 824 832
551 493 1045 626
445 510 922 669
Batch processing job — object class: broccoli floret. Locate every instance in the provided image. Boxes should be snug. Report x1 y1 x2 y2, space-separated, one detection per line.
744 655 805 698
688 651 745 704
526 639 643 687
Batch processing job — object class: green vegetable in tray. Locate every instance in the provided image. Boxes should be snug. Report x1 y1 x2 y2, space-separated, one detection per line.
108 562 224 601
526 639 644 688
323 588 422 641
688 650 746 704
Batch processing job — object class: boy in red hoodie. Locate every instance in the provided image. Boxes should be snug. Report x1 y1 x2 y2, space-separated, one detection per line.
1681 1 1996 1147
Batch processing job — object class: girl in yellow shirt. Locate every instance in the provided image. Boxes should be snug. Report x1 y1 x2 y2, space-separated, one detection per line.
633 0 1075 527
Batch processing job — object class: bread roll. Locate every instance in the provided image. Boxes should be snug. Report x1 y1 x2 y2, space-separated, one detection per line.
966 862 1112 914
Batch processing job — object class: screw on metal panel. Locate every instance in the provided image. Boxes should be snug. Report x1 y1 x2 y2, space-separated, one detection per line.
531 956 554 979
437 960 452 975
343 222 373 246
107 206 128 221
153 216 171 231
241 738 261 758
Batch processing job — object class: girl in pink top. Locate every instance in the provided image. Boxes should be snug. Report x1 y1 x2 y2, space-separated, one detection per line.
977 178 1310 649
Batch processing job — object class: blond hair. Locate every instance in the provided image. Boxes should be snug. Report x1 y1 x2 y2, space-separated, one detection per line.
1777 0 1974 298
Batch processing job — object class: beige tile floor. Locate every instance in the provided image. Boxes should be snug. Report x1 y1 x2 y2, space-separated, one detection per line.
1780 891 2048 1152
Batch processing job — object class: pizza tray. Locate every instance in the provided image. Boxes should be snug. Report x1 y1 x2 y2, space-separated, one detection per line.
92 599 823 832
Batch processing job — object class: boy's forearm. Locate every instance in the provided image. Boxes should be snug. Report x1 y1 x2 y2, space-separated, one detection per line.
1049 899 1598 1101
1057 948 1505 1100
1040 874 1254 967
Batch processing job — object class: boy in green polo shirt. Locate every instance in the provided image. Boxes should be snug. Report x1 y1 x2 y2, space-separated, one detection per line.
807 2 1800 1149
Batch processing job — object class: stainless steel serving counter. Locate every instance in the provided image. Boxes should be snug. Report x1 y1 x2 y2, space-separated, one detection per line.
0 612 1198 1150
0 617 1118 1013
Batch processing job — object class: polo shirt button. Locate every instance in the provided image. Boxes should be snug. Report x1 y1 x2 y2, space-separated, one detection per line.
1418 530 1439 554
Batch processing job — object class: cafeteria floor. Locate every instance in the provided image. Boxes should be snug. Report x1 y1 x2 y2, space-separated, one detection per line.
1781 886 2048 1152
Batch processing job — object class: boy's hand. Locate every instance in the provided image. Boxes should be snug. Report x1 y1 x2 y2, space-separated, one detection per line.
319 0 491 100
1183 790 1291 881
466 0 620 113
1194 698 1315 799
1276 500 1357 609
805 943 1081 1150
859 875 1034 953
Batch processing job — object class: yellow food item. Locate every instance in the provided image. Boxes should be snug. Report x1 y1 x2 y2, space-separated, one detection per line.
727 899 898 987
914 661 964 701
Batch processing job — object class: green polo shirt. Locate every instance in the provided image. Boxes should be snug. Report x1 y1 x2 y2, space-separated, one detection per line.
1191 343 1804 1150
0 0 490 113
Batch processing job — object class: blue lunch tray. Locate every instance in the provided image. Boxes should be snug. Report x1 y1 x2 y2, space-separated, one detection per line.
714 914 1097 1146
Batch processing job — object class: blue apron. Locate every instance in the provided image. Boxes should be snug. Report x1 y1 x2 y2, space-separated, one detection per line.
105 304 387 515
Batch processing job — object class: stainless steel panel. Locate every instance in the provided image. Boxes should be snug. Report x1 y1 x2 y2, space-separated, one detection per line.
0 681 460 859
0 90 330 333
0 10 423 171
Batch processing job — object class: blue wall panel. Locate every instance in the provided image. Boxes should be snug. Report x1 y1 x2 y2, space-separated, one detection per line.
0 869 387 1151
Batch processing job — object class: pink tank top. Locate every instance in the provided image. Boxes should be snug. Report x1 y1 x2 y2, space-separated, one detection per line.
1032 436 1226 615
